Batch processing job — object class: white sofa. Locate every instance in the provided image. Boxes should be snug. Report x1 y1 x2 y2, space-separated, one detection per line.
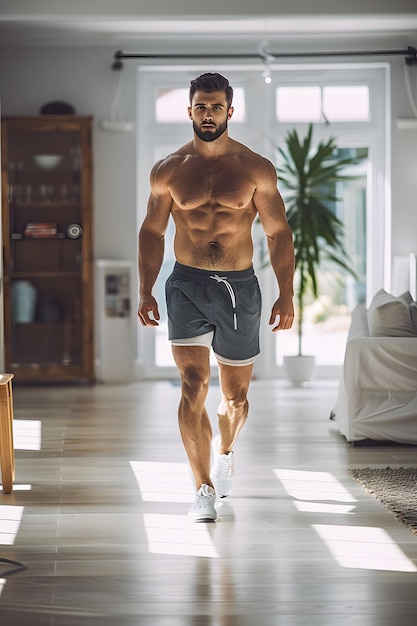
333 290 417 444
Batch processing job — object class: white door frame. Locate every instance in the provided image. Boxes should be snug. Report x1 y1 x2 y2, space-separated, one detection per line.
135 63 389 380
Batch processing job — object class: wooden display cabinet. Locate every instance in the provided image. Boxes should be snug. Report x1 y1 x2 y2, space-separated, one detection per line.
1 116 94 383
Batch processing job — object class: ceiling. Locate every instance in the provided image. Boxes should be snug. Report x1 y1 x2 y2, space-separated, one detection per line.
1 13 417 52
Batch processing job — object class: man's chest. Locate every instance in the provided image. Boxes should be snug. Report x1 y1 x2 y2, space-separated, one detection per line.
169 159 255 210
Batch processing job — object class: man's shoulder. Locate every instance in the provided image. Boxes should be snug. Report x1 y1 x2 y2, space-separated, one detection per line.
232 140 272 163
231 141 276 177
152 143 192 174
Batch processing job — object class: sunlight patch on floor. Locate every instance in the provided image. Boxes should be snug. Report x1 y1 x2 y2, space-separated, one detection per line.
130 462 219 557
313 524 417 572
13 419 42 451
274 468 357 502
293 501 356 514
274 468 416 573
0 506 24 545
130 460 194 502
143 513 219 558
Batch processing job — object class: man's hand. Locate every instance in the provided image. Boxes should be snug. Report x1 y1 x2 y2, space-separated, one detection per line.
138 294 160 327
269 295 294 332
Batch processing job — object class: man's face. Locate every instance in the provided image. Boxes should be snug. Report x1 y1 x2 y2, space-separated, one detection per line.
188 90 233 142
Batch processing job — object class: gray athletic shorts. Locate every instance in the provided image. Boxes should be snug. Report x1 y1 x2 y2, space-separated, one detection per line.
165 262 262 365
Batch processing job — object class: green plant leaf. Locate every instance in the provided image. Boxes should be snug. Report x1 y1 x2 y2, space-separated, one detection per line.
274 123 365 354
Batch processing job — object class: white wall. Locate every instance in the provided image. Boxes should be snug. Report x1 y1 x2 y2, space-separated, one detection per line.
1 46 138 261
6 0 417 17
0 46 139 373
390 57 417 257
1 42 417 374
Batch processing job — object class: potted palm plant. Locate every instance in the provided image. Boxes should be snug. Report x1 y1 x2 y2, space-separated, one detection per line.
276 124 363 383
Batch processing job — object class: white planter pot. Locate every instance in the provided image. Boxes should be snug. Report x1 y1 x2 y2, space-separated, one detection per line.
283 355 316 385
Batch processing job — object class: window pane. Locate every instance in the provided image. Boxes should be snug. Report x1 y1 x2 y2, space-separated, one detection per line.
156 88 188 122
323 86 369 121
276 87 321 122
232 88 245 121
276 85 370 123
156 87 245 122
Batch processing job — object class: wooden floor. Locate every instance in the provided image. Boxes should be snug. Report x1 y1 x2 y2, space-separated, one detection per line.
1 378 417 625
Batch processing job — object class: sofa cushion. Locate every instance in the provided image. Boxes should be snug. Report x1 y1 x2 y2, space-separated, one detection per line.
348 304 369 339
410 302 417 332
367 289 417 337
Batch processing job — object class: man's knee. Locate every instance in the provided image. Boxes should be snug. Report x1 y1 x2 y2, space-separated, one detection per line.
180 365 209 398
224 395 248 415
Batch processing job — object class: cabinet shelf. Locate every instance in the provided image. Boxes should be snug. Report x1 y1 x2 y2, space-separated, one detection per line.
11 271 81 279
12 321 67 326
12 201 79 210
12 233 67 240
1 115 94 383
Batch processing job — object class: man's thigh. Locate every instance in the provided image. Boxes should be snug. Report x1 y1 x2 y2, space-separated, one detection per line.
217 360 254 399
171 344 211 382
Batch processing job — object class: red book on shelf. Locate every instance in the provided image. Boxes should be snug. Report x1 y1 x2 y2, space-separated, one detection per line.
24 222 58 238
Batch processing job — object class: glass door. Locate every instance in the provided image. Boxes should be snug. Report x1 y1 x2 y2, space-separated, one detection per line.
2 117 93 381
137 65 387 380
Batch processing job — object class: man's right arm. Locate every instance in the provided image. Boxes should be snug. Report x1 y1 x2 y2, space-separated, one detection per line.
138 162 173 327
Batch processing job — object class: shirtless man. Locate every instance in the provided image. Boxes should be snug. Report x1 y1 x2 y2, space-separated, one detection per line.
138 72 294 522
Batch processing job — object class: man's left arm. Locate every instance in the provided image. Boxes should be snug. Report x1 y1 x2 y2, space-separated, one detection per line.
254 159 295 332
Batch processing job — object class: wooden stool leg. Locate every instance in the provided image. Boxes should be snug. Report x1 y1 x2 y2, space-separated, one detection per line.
0 379 15 494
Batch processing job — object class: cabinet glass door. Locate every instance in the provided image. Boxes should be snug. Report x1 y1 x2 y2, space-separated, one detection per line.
3 121 91 377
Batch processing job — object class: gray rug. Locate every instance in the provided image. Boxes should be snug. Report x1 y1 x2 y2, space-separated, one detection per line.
349 467 417 536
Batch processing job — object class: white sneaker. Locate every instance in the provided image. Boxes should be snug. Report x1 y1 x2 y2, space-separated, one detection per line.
188 484 217 522
210 434 235 498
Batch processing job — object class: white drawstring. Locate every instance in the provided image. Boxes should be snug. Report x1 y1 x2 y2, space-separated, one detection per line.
210 274 238 330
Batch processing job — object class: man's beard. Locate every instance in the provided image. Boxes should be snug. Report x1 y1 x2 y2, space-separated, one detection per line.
193 120 228 142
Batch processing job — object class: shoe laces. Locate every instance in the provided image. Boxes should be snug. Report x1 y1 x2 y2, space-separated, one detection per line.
216 453 235 480
196 485 215 506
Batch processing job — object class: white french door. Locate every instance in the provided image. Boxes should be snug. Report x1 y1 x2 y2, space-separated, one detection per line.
136 64 389 380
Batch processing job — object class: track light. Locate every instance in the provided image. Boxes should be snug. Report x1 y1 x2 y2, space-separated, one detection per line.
100 60 133 132
262 70 272 85
258 41 274 86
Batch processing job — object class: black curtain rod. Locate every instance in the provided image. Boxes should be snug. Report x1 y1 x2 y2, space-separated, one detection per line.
113 46 417 68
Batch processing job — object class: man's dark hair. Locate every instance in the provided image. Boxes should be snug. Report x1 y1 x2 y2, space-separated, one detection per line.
189 73 233 109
